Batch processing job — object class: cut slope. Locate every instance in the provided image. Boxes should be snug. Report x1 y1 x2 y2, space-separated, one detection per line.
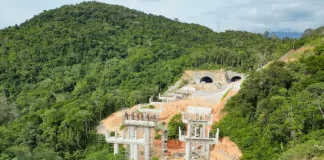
279 45 315 62
98 79 244 159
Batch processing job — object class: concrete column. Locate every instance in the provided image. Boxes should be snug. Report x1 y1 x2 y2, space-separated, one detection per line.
202 124 206 138
106 129 110 141
206 144 210 160
202 143 205 154
195 127 198 137
185 142 191 160
130 126 135 159
216 128 219 144
187 124 191 137
114 143 119 155
134 144 138 160
200 128 203 138
144 127 150 160
134 130 138 160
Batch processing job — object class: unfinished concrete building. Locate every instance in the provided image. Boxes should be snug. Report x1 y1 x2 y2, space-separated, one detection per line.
179 106 220 160
105 108 159 160
105 104 166 160
158 86 196 103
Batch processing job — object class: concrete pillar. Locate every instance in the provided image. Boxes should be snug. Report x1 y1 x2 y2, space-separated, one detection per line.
195 127 198 137
144 127 150 160
203 124 206 138
185 142 191 160
187 124 191 137
114 143 119 155
106 129 110 140
216 128 219 144
202 143 205 154
130 126 135 159
200 128 203 138
179 127 182 137
206 144 210 160
134 130 138 160
134 144 138 160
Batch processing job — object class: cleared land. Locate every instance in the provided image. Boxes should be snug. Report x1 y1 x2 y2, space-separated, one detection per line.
97 72 244 159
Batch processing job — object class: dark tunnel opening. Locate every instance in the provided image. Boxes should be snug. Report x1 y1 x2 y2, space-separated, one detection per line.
231 76 242 82
200 76 213 83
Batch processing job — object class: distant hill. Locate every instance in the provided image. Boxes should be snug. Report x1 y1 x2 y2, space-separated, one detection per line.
273 31 303 39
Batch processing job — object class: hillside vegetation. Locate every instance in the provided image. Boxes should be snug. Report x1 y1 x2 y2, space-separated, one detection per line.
214 46 324 159
0 1 298 159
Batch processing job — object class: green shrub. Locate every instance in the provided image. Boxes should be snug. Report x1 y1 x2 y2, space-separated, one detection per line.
154 133 161 140
167 114 185 139
151 156 159 160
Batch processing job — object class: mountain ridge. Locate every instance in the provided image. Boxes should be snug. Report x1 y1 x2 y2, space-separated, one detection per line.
0 1 320 160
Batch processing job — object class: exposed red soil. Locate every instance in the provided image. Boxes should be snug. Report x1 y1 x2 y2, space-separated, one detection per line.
99 81 243 160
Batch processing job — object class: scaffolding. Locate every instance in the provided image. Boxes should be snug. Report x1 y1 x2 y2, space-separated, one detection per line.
179 106 220 160
161 129 168 159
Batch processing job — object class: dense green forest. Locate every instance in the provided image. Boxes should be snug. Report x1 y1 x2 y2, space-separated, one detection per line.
0 1 305 159
214 42 324 159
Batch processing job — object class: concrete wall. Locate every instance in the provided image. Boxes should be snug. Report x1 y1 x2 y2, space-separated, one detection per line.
184 70 227 85
184 70 244 85
225 71 244 82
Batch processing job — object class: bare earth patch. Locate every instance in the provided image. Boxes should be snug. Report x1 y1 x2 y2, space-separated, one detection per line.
279 45 315 62
98 80 244 159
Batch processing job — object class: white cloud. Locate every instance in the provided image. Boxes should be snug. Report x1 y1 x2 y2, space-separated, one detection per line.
0 0 323 33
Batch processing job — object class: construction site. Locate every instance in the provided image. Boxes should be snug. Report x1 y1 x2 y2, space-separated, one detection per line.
97 70 244 160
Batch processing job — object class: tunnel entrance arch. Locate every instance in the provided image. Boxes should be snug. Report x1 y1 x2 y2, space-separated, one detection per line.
231 76 242 82
200 76 213 83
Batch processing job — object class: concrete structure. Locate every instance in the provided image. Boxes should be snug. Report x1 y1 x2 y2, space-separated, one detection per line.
184 70 243 85
138 103 163 113
149 97 162 105
179 106 220 160
161 129 168 158
159 93 178 103
184 70 227 85
106 111 159 160
159 86 196 103
225 71 244 83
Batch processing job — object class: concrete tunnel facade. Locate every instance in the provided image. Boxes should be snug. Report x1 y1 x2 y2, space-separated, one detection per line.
184 70 243 85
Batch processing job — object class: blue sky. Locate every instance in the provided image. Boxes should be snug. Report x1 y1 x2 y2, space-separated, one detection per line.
1 0 323 33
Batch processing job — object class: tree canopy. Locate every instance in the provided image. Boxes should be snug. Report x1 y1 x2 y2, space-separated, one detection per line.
0 1 303 159
213 53 324 159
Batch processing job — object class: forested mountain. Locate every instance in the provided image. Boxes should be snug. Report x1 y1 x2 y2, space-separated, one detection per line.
214 42 324 159
0 1 298 159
